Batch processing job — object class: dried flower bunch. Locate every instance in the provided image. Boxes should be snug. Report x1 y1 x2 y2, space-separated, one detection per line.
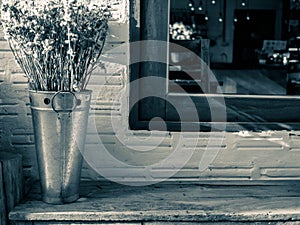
1 0 111 91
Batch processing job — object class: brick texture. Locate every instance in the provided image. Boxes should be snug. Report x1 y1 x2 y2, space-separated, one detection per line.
1 0 300 183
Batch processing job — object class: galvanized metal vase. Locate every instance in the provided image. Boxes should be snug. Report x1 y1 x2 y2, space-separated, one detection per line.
29 90 92 204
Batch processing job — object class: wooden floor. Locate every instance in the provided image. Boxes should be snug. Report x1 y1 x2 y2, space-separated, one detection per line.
213 69 287 95
9 181 300 224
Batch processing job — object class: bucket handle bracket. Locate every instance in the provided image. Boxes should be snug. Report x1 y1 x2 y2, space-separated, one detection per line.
51 91 78 114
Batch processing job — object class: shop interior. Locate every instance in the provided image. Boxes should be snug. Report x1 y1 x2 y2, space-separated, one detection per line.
168 0 300 95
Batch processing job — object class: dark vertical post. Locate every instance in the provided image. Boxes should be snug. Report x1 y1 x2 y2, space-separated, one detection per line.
139 0 169 123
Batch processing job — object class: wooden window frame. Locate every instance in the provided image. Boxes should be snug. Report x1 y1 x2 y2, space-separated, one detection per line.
129 0 300 132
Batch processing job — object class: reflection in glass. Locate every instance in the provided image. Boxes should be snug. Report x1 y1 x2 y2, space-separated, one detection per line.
169 0 300 95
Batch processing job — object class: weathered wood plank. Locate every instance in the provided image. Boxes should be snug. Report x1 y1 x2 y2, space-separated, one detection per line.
8 181 300 223
146 223 300 225
0 164 7 225
0 152 23 225
34 222 140 225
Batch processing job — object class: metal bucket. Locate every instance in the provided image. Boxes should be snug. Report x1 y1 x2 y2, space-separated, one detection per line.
29 90 92 204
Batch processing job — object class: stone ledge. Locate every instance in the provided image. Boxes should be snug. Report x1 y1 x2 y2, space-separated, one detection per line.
9 181 300 223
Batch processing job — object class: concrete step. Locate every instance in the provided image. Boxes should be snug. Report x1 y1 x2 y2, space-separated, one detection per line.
9 181 300 224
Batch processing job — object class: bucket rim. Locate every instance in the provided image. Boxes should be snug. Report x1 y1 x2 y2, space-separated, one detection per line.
29 89 92 94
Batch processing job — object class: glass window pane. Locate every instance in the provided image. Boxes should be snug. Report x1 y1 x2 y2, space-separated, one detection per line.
169 0 300 96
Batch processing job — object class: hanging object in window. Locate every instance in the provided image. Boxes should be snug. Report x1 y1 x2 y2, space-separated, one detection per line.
218 16 223 22
218 0 223 22
205 0 209 20
198 0 203 11
234 0 238 22
205 11 209 20
246 12 250 20
218 13 223 22
188 0 195 11
246 0 250 20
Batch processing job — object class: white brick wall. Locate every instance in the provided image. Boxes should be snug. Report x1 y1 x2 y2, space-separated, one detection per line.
1 0 300 183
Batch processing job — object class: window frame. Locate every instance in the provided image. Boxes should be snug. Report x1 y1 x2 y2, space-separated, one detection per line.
129 0 300 132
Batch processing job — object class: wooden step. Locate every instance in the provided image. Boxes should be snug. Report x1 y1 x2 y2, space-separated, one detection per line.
0 152 23 225
9 180 300 225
